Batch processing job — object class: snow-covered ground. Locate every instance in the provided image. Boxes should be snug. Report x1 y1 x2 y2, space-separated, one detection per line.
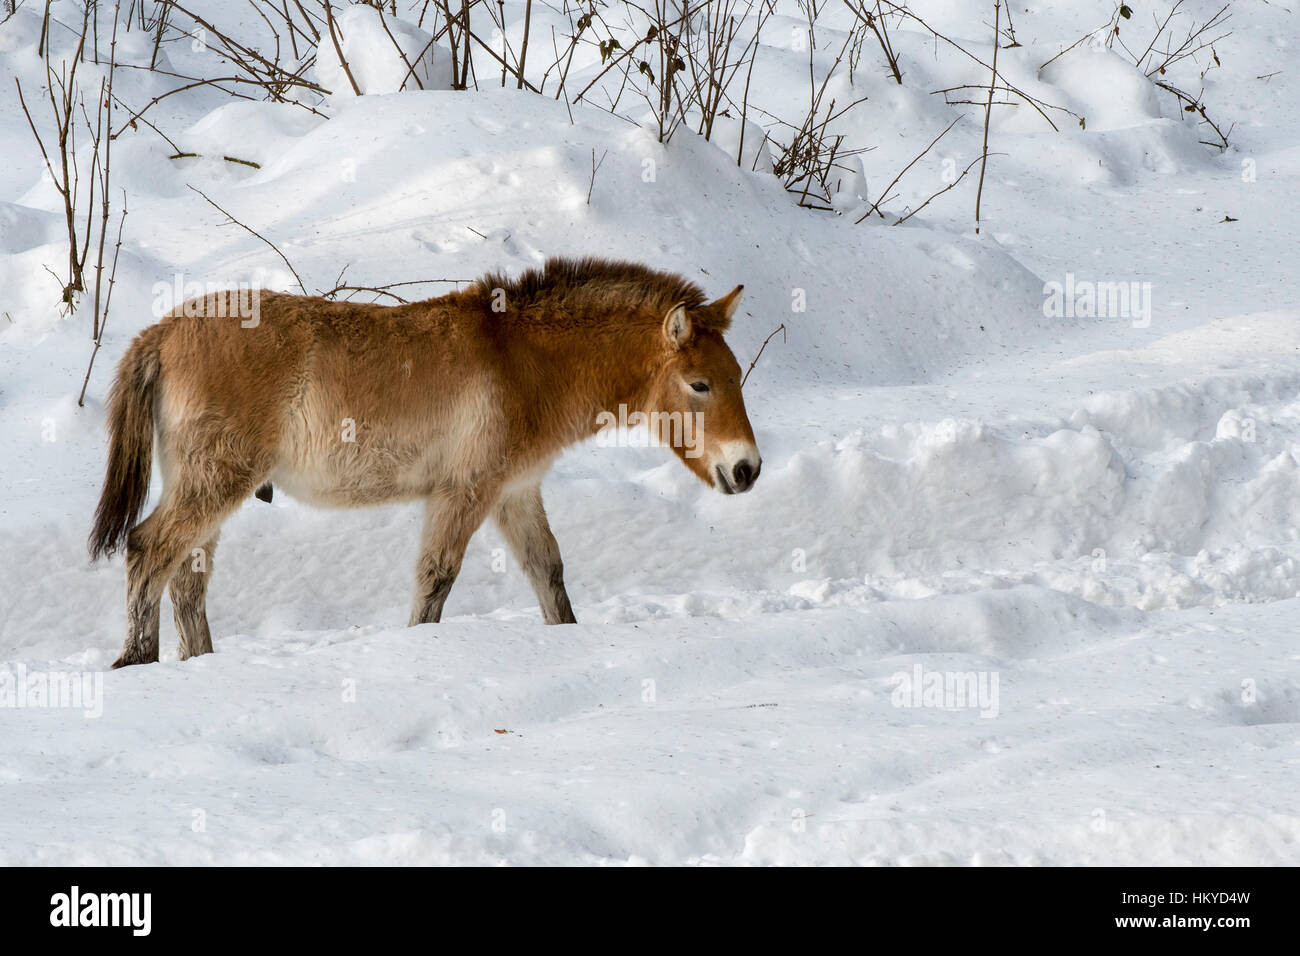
1 0 1298 864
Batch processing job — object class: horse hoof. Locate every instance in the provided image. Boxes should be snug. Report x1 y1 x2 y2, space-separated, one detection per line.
111 654 153 669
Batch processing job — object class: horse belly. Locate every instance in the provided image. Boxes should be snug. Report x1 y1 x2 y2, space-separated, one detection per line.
270 386 504 507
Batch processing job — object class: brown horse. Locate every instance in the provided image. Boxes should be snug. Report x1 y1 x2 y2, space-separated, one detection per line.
89 257 761 668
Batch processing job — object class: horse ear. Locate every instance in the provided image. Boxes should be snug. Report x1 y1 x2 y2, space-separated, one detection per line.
663 301 692 348
711 285 744 329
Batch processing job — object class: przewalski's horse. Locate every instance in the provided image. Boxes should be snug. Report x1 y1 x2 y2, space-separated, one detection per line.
89 257 762 668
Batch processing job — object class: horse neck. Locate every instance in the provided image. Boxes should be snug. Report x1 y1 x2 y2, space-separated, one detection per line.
526 312 660 446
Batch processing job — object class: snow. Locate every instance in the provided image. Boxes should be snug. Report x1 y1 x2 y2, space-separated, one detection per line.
1 0 1298 865
1040 48 1163 132
313 4 455 104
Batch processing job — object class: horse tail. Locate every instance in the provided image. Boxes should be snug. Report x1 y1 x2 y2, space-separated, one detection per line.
89 324 165 561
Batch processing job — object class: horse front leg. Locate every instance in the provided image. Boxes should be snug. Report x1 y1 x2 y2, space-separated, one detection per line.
409 486 495 626
493 483 576 624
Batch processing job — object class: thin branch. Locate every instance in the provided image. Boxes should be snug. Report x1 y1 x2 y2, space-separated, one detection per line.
741 323 786 389
78 192 127 407
323 0 362 95
855 116 960 224
974 1 999 234
893 155 987 226
587 147 608 204
187 185 307 294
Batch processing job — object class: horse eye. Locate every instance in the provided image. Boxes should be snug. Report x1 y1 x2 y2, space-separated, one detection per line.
690 381 710 393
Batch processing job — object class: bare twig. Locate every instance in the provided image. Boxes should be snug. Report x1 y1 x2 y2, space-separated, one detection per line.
894 155 987 226
1136 2 1231 78
167 1 331 109
844 0 902 84
15 1 93 304
317 262 472 302
187 185 307 294
1155 80 1233 148
975 1 999 234
587 147 608 205
90 2 122 340
855 116 960 224
741 323 785 389
517 0 533 89
878 0 1077 131
375 5 425 90
768 24 871 209
571 7 694 105
323 0 362 95
78 192 127 407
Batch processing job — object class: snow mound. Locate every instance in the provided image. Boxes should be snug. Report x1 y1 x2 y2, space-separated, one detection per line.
1040 47 1162 132
0 201 57 254
313 6 454 106
181 101 326 169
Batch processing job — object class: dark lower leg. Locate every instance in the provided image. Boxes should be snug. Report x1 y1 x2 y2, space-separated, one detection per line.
170 534 218 660
408 489 493 626
113 494 234 667
114 598 160 669
409 565 459 626
495 487 577 625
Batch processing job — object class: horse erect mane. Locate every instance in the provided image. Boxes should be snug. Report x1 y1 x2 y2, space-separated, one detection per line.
471 256 725 331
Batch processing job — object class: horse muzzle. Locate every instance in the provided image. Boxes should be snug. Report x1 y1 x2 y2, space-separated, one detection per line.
714 456 761 495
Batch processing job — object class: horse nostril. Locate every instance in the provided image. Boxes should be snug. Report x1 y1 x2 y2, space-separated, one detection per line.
733 460 754 490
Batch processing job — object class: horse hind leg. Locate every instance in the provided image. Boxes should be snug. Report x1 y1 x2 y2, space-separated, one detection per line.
115 505 205 669
170 532 219 661
114 465 259 668
115 569 161 669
